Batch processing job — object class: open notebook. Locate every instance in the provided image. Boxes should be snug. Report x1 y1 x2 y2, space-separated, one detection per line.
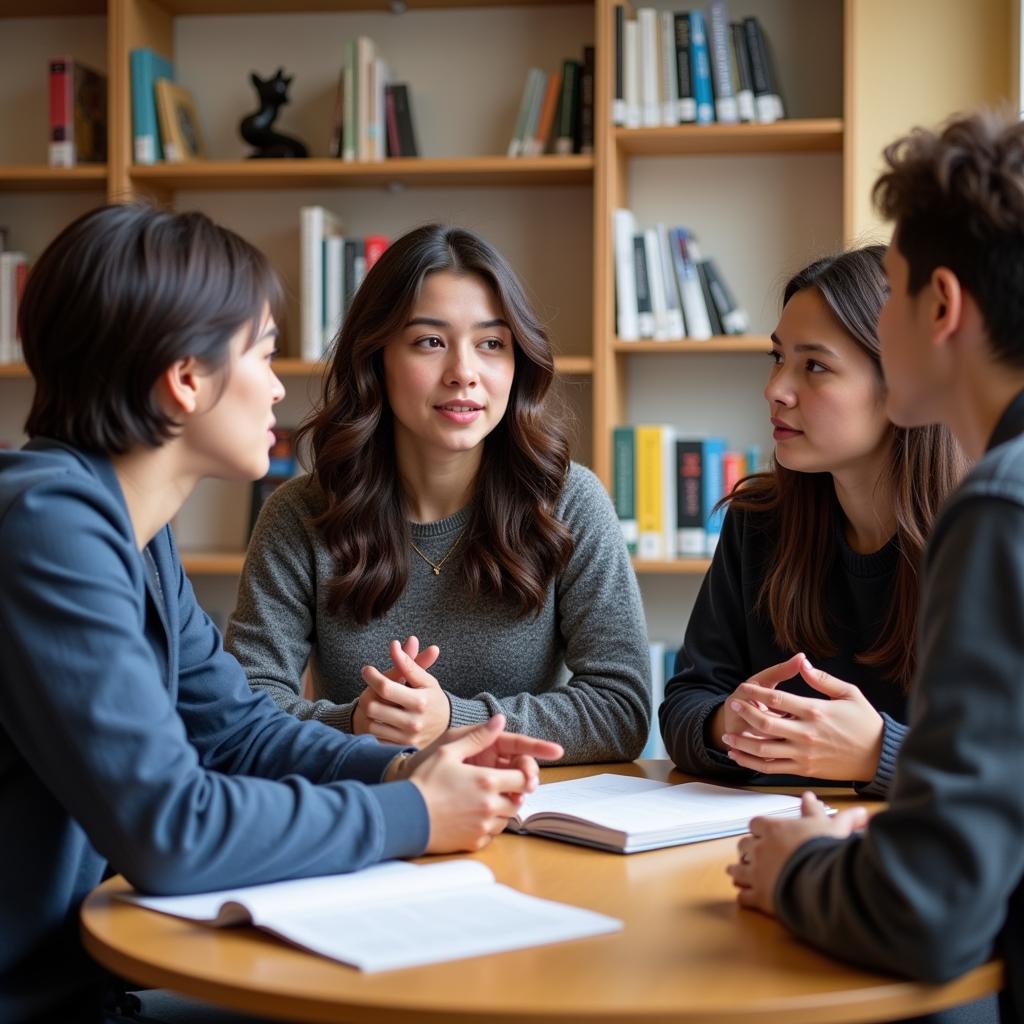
118 859 620 972
507 773 807 853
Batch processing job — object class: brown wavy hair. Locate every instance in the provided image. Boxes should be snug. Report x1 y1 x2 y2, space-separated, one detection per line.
727 246 969 689
297 224 574 625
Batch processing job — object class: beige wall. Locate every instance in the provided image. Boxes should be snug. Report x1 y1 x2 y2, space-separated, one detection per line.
845 0 1015 243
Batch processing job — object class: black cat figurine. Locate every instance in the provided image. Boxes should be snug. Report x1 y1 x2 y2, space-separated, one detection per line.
240 69 309 159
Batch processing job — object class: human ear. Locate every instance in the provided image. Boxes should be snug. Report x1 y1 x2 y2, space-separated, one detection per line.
159 357 203 416
929 267 962 346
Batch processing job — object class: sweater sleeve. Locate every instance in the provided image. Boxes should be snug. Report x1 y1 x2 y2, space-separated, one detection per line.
853 713 906 798
225 478 358 732
445 464 652 763
659 506 762 779
774 495 1024 983
0 476 428 898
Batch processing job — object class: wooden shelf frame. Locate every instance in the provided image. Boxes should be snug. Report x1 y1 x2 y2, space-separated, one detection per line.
612 337 772 354
614 118 843 157
130 155 594 192
632 559 711 576
0 165 107 191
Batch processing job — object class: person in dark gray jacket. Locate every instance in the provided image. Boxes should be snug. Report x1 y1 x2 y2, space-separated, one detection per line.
0 205 561 1023
728 110 1024 1023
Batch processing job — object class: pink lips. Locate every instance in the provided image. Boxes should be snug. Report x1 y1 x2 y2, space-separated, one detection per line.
435 401 483 425
771 417 802 441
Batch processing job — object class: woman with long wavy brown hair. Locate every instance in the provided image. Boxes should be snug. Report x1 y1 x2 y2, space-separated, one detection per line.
226 224 650 764
659 244 969 795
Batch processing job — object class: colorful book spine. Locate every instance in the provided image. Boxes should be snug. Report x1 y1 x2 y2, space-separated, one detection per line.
612 426 638 555
130 48 174 164
675 439 706 556
688 12 715 125
636 425 676 560
703 437 728 554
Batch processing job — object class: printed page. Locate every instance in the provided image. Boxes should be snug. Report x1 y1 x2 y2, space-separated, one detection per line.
537 783 801 838
262 882 622 972
119 860 492 925
514 773 668 828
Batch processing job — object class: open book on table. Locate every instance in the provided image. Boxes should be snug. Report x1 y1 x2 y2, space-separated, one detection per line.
507 773 809 853
117 859 620 972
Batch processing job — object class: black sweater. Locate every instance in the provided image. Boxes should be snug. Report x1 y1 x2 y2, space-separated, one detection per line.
658 501 908 796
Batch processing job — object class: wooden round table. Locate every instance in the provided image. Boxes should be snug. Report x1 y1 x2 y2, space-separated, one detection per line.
80 761 1001 1024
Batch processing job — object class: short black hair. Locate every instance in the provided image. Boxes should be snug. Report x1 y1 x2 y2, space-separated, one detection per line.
20 202 283 453
873 109 1024 369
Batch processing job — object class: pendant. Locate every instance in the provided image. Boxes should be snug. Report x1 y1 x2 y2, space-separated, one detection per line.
433 567 440 576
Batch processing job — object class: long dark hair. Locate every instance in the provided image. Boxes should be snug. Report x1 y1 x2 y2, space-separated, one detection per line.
297 224 574 625
727 245 968 688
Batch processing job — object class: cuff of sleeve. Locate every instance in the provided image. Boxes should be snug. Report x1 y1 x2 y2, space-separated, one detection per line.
773 835 849 928
315 701 356 734
854 713 906 798
367 780 430 861
447 693 491 729
334 737 411 784
678 699 756 777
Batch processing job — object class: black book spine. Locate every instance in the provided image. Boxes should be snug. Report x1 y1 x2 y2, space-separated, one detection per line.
742 17 771 98
633 234 652 317
695 261 723 336
674 13 694 121
392 83 419 158
731 23 752 92
579 45 595 154
614 4 625 122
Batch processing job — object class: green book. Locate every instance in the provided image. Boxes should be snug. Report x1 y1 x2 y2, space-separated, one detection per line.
613 426 638 555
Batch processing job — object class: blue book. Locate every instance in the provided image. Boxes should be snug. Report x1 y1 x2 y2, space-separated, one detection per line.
688 11 715 125
130 48 174 164
702 437 728 554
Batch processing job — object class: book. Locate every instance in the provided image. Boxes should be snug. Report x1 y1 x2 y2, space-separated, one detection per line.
694 255 724 336
743 17 779 124
119 859 621 972
507 773 807 853
508 68 543 158
130 48 174 164
637 8 660 128
623 17 641 129
659 10 678 126
730 22 756 122
48 56 107 167
632 233 655 339
612 5 626 125
674 13 696 124
384 83 419 157
356 36 375 161
300 206 343 362
701 436 728 553
249 428 298 538
531 70 561 156
612 425 638 554
643 228 671 340
701 257 749 335
613 209 640 341
554 61 581 155
707 0 739 123
655 223 685 339
342 39 358 161
579 45 596 154
0 252 28 365
328 69 345 158
675 438 706 556
668 228 712 340
636 424 676 560
155 80 205 162
640 642 668 759
688 12 714 125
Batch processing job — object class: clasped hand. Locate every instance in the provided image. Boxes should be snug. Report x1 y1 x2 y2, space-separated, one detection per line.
716 653 884 782
354 636 451 746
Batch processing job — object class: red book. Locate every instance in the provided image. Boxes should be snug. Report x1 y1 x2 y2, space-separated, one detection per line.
364 235 389 271
722 451 746 498
49 57 72 167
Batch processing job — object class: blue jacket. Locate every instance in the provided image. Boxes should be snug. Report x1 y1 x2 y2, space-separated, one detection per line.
0 440 429 1022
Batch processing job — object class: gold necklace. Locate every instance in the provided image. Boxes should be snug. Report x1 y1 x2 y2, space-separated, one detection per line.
409 525 466 576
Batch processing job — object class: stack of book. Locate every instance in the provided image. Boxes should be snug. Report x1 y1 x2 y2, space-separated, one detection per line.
330 37 419 161
612 425 761 560
0 230 28 365
299 206 390 362
48 56 107 167
614 210 747 341
507 46 595 157
612 2 783 128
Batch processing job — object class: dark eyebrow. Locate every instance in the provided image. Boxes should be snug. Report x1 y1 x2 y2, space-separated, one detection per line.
770 333 838 358
405 316 511 330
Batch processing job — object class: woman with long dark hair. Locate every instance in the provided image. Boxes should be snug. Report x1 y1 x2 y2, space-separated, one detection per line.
226 224 650 763
659 244 969 794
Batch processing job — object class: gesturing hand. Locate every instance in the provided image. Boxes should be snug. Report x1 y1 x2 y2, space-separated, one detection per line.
405 714 564 853
355 637 451 747
708 654 805 753
727 792 868 915
721 655 884 782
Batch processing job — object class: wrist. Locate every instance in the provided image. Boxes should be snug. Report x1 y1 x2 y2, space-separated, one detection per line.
384 750 416 783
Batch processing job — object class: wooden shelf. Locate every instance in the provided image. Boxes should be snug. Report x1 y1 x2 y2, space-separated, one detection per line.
613 337 772 354
131 156 594 192
614 119 843 157
0 1 104 13
181 551 245 575
633 559 712 575
273 355 593 376
149 0 588 13
0 165 107 191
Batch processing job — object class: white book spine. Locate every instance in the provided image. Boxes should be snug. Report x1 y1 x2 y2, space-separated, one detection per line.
638 9 660 128
736 88 755 122
624 20 641 129
323 236 344 354
357 36 375 161
659 10 678 126
673 234 712 340
0 254 12 363
523 70 548 157
643 229 670 341
656 224 684 340
613 209 639 342
755 93 777 124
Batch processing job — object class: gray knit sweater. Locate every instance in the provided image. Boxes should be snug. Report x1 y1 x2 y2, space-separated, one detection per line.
225 462 651 763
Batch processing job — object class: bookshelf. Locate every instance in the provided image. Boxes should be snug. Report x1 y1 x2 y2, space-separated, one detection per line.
0 0 1015 638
